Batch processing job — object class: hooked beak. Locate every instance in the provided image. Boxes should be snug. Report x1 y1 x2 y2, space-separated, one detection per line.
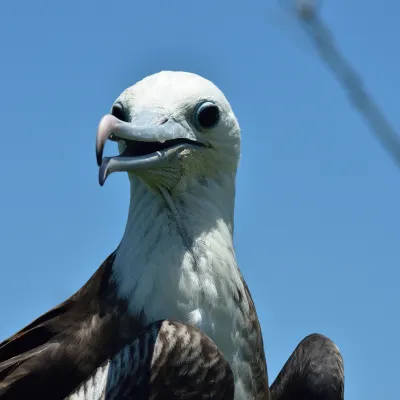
96 112 209 186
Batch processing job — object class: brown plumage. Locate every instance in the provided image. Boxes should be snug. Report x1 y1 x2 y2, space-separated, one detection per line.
270 334 344 400
67 320 234 400
0 253 143 399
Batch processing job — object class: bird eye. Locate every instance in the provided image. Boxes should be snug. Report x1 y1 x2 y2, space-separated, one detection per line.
111 103 130 122
194 101 220 130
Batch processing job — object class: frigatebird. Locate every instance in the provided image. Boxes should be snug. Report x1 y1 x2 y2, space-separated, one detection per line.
0 71 344 400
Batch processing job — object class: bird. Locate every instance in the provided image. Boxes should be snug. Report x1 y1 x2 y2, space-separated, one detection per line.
0 71 344 400
0 71 269 400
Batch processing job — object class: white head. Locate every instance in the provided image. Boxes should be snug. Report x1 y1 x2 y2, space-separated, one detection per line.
96 71 241 194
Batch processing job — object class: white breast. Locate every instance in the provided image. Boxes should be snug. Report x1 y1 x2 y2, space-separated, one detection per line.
115 217 248 354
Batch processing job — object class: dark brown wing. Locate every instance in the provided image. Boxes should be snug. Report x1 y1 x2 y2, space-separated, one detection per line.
0 300 71 380
270 333 344 400
0 252 144 400
67 320 234 400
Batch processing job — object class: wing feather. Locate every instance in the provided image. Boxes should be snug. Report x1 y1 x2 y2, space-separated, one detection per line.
66 320 234 400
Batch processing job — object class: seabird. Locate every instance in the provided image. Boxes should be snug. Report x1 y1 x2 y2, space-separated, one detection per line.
0 71 269 400
0 71 344 400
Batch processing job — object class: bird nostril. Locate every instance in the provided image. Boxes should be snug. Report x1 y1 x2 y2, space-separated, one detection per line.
109 133 120 142
159 117 168 125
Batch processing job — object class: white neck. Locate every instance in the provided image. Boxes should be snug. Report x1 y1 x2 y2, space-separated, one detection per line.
112 172 247 319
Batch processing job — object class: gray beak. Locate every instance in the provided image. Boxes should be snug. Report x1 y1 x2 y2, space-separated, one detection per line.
96 112 208 186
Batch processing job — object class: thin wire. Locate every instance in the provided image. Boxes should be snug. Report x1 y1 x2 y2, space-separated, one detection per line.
281 0 400 169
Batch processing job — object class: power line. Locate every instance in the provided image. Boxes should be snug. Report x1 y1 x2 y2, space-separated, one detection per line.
282 0 400 169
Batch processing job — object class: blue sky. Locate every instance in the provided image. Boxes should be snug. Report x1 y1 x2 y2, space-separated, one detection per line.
0 0 399 398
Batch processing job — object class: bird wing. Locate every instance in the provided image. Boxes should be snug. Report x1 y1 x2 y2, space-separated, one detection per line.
67 320 234 400
270 333 344 400
0 296 73 381
0 253 123 399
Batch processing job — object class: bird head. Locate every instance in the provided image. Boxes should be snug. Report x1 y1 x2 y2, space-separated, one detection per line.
96 71 241 190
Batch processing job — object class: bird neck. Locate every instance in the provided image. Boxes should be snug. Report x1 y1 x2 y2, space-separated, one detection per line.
111 173 243 323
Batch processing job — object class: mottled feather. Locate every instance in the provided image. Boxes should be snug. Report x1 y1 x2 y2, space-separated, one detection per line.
67 320 234 400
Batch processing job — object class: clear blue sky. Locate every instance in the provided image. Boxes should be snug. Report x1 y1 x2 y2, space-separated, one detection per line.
0 1 399 398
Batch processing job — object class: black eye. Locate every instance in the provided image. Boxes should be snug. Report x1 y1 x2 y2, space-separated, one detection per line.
194 101 220 130
111 103 130 122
